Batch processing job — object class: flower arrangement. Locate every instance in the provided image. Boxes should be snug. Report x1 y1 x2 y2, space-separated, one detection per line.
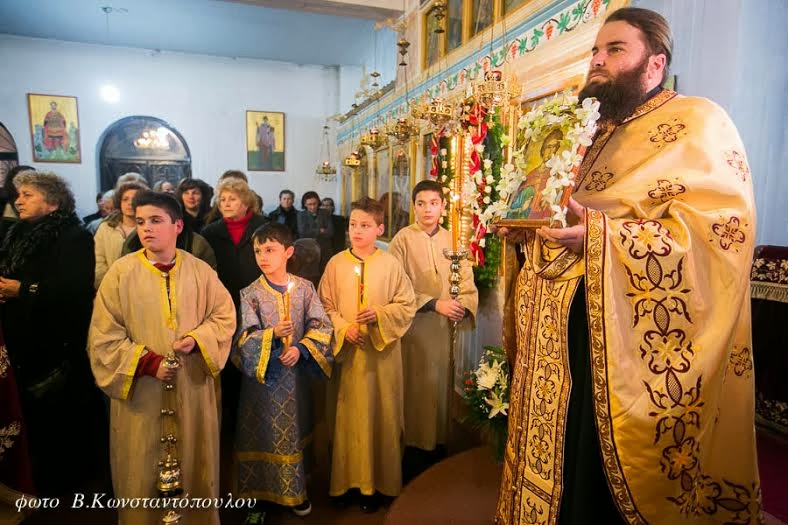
487 91 600 227
462 345 510 462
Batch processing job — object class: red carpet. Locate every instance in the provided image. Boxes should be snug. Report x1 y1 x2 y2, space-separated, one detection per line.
759 429 788 523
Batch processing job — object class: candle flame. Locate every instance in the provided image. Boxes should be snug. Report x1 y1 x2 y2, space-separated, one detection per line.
354 266 361 277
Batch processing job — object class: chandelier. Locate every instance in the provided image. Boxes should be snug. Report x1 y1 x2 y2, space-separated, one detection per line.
413 96 455 130
473 70 520 109
315 125 337 182
342 150 362 168
360 125 387 149
134 127 170 150
386 116 418 144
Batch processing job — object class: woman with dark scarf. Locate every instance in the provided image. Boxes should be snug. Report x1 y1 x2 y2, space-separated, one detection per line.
0 171 105 497
176 177 213 234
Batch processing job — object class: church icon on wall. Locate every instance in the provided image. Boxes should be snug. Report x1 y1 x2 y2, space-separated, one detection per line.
246 110 285 171
27 93 81 163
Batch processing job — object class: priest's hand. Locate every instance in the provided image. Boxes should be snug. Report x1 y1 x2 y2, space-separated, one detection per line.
489 224 528 244
346 323 365 346
274 320 294 338
536 199 586 254
155 361 178 382
356 308 378 325
436 299 465 322
172 336 196 354
280 346 300 367
0 278 21 303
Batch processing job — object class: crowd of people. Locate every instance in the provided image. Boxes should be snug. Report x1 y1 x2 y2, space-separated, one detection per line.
0 159 477 524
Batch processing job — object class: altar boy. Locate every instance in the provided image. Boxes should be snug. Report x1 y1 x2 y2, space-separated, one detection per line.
232 222 333 522
318 197 416 513
389 180 478 456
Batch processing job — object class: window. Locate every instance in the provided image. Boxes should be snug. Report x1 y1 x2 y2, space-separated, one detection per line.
447 0 463 52
422 0 533 68
470 0 494 37
425 6 444 69
503 0 526 15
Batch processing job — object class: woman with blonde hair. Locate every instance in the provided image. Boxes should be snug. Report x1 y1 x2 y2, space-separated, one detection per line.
93 181 147 288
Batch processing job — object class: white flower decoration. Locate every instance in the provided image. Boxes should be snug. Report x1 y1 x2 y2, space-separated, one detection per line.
485 390 509 418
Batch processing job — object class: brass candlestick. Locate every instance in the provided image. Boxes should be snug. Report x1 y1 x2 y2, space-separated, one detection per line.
442 247 468 453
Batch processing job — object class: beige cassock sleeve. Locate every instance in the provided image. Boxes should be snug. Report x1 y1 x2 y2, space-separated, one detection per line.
183 264 236 379
368 258 417 351
88 262 147 400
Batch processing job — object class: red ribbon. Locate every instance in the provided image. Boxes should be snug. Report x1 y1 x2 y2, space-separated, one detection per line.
466 102 489 266
429 128 445 178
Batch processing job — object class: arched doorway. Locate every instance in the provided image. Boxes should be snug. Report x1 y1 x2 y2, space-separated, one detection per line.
0 122 19 185
99 116 191 191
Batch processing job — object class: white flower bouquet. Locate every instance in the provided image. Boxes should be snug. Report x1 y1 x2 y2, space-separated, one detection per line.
462 345 510 461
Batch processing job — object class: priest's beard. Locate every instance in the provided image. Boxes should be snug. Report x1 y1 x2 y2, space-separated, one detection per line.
579 57 650 123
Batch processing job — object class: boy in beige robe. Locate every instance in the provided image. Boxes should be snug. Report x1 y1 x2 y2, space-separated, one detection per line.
89 191 235 525
318 197 416 513
389 180 478 458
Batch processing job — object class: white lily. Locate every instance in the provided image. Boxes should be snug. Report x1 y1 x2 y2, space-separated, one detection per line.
485 390 509 418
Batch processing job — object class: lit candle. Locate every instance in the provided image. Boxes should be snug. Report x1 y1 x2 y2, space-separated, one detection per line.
283 279 293 321
451 194 459 252
354 265 365 311
283 278 293 348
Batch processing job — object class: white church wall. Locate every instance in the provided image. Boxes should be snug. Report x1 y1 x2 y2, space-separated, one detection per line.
633 0 788 246
0 34 357 217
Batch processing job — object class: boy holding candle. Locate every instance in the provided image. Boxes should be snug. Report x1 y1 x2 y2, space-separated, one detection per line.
318 197 416 513
231 223 333 523
389 180 478 470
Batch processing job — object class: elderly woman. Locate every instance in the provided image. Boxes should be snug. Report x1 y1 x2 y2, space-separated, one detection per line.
202 177 268 308
93 180 147 288
0 171 103 496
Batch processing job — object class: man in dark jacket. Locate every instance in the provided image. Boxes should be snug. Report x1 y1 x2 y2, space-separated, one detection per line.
267 189 298 239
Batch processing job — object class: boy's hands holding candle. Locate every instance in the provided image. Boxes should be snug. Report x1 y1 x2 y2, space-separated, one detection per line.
274 320 294 338
346 323 365 346
355 307 378 325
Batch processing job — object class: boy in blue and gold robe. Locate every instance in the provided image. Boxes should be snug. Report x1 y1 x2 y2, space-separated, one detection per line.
232 223 333 522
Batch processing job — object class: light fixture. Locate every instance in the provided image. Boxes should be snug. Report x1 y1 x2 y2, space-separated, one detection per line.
134 127 170 150
473 69 520 109
413 96 455 130
315 125 337 182
100 84 120 103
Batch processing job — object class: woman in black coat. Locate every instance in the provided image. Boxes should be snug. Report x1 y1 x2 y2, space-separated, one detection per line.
0 170 105 497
